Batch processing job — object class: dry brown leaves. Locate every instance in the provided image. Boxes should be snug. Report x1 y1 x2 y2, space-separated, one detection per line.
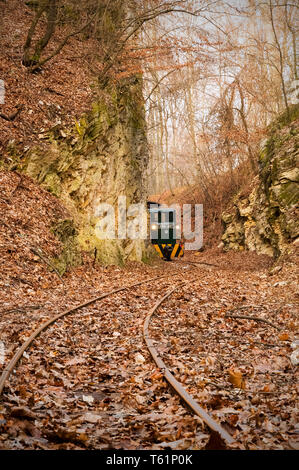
0 0 94 155
0 170 298 450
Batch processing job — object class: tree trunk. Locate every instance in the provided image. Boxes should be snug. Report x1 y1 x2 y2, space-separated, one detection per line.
23 0 58 68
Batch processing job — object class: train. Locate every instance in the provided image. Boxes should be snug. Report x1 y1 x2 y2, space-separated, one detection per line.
147 201 184 261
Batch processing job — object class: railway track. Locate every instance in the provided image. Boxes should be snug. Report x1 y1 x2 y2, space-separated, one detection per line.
143 285 235 445
0 266 235 448
0 275 167 395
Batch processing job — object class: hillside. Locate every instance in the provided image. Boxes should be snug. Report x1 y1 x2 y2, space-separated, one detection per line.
0 0 298 454
222 105 299 259
1 168 298 451
0 0 94 155
1 0 149 266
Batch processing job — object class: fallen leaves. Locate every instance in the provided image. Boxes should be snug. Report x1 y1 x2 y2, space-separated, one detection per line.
0 2 94 156
290 350 299 366
82 412 101 424
227 368 246 390
147 262 298 450
44 428 89 447
10 406 36 421
278 333 290 341
0 173 297 450
135 353 146 364
150 370 164 382
82 395 94 406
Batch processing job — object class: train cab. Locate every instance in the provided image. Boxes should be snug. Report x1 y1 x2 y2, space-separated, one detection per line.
148 206 184 260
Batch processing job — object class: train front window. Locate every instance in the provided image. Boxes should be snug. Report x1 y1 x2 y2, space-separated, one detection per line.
151 212 158 223
160 211 174 223
160 212 171 223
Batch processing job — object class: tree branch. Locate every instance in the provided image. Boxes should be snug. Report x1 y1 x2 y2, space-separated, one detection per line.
30 12 98 71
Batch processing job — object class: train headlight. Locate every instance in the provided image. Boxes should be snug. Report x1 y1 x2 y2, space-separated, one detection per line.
151 224 158 230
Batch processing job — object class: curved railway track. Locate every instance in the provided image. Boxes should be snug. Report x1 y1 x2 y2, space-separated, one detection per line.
0 266 235 448
0 275 165 395
143 285 235 445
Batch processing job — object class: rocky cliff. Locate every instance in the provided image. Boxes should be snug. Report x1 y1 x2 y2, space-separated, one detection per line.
222 104 299 258
18 78 149 268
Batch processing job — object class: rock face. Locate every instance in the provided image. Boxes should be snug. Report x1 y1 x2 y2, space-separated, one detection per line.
222 104 299 258
21 78 149 265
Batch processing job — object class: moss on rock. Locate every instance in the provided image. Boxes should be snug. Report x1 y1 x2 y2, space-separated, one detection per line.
51 219 82 275
222 104 299 258
19 77 149 266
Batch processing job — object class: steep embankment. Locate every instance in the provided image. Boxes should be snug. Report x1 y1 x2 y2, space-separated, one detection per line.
0 2 149 266
222 105 299 258
0 170 79 285
20 79 149 265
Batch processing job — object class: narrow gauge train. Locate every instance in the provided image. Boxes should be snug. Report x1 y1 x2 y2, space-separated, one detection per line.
147 201 184 261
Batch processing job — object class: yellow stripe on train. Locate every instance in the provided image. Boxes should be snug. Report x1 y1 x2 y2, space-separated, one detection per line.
153 243 184 259
154 245 164 258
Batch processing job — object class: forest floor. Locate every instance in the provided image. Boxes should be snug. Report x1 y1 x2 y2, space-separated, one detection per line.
0 0 95 158
0 170 298 450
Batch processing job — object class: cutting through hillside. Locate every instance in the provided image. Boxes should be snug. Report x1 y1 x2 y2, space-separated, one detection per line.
0 0 298 453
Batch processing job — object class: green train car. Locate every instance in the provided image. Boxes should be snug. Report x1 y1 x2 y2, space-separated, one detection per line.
148 205 184 261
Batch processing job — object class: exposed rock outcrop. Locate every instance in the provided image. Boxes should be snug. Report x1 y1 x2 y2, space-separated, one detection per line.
19 78 149 265
222 104 299 258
